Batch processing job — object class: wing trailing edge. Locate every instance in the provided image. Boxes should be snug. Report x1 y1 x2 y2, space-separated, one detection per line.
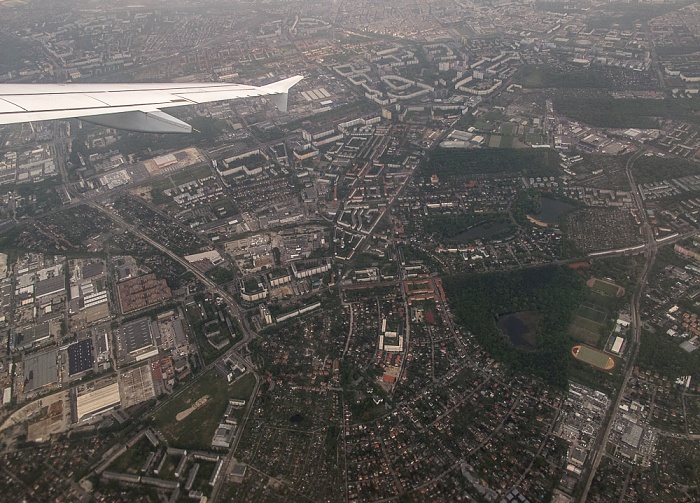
0 75 303 132
79 110 193 134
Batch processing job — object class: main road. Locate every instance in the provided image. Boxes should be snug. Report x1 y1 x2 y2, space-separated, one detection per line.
88 201 249 330
578 149 656 502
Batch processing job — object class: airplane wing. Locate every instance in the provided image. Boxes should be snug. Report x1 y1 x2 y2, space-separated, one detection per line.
0 75 303 133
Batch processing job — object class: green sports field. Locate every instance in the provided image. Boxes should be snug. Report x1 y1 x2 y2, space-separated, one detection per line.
592 279 621 297
569 303 607 345
572 345 615 370
576 303 607 324
569 320 602 346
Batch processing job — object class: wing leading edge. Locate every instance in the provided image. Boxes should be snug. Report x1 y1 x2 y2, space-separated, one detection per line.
0 75 303 133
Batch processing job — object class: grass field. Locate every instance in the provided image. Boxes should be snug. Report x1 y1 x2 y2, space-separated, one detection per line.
500 124 515 147
424 148 560 179
500 134 513 148
157 454 178 480
211 197 238 217
576 303 607 324
569 302 607 345
489 134 502 148
589 278 623 297
554 94 700 128
190 459 217 497
524 132 546 145
108 438 153 474
152 370 256 450
572 345 615 370
571 315 604 334
569 324 601 346
149 178 176 205
517 65 611 89
171 164 213 186
685 395 700 435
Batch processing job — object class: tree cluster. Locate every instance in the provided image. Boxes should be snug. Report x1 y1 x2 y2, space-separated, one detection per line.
444 265 584 387
423 148 560 179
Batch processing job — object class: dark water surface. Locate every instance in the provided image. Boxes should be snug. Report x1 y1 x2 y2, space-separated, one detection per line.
497 312 537 350
529 198 574 225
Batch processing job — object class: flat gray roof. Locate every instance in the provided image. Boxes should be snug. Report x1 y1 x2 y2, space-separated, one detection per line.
83 262 105 279
35 276 66 298
173 319 186 346
24 349 58 391
120 317 154 355
19 321 51 346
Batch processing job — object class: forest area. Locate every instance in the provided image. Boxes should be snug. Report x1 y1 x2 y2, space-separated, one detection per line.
444 265 585 387
554 93 700 128
423 148 560 179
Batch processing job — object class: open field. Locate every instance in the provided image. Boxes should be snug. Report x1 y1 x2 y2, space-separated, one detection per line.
109 438 153 474
569 314 603 341
568 323 601 346
171 164 213 185
572 344 615 370
576 303 607 324
152 370 256 450
569 301 607 346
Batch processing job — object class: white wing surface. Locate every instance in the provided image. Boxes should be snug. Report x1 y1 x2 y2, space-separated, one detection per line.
0 75 303 133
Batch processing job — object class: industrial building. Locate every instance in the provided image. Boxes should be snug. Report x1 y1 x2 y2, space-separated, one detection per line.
34 276 66 300
75 381 121 422
23 349 58 392
67 339 94 376
117 273 172 314
14 321 52 351
115 317 159 364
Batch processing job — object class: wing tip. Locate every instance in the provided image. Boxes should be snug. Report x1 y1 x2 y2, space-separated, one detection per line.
261 75 304 94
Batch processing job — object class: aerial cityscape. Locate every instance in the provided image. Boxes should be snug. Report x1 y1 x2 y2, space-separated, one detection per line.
0 0 700 501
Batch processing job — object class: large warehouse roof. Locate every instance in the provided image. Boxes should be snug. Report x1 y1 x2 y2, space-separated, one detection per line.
68 339 94 376
23 350 58 391
120 317 155 355
35 276 66 298
76 382 121 421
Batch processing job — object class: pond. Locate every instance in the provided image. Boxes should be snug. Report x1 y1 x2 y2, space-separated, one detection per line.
449 220 513 243
289 414 304 424
497 312 538 350
529 198 574 226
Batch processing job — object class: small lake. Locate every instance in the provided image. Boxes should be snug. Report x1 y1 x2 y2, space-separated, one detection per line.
497 312 538 350
528 198 574 225
450 220 512 243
